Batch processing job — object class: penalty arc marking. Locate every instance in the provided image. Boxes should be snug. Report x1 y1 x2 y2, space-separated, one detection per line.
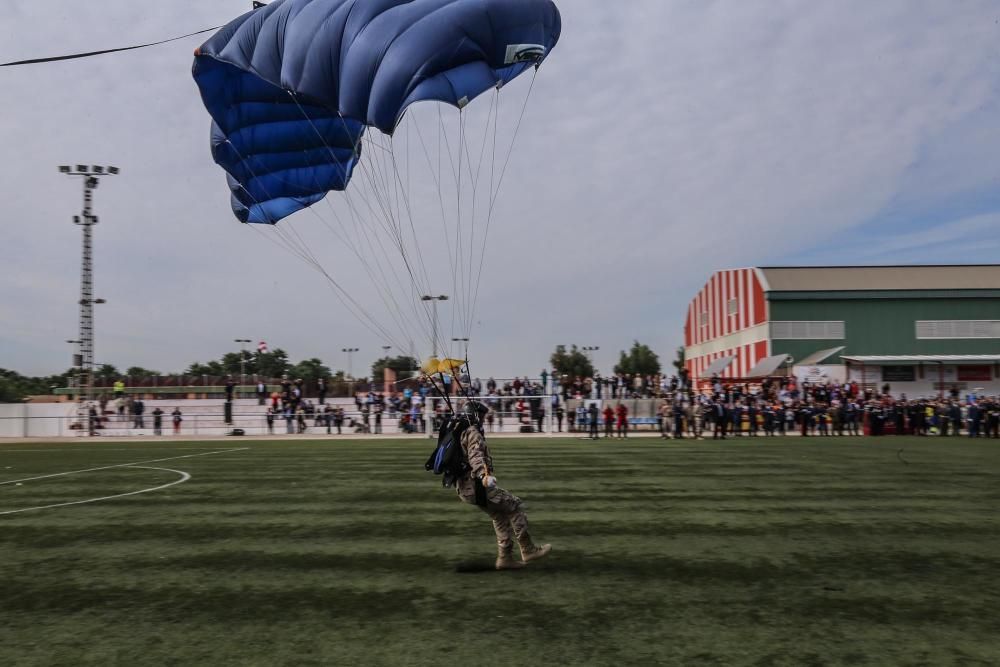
0 448 248 516
0 448 248 486
0 466 191 515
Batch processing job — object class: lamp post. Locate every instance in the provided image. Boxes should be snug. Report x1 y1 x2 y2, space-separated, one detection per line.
420 294 449 358
234 338 251 398
451 337 470 360
66 339 82 398
60 164 118 417
582 346 600 368
342 347 359 379
342 347 359 396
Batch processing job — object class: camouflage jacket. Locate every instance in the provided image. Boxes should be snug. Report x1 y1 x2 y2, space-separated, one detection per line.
460 426 493 480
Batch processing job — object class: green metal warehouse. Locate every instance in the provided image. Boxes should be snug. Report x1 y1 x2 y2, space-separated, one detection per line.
683 265 1000 396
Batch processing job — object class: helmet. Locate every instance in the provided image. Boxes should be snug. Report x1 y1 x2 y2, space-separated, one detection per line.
463 400 490 420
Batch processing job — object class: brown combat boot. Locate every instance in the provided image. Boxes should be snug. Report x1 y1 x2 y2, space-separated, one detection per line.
521 543 552 564
496 546 526 571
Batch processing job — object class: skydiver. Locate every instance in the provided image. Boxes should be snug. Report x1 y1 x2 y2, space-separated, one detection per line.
454 401 551 570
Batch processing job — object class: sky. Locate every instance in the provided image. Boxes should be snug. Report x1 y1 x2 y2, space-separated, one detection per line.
2 0 999 378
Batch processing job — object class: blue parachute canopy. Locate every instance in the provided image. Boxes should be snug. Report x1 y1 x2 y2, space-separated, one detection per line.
193 0 561 224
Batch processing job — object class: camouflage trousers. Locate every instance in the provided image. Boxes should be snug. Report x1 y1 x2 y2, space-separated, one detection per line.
457 478 534 557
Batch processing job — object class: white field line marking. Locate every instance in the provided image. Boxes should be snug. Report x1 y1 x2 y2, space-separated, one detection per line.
0 466 191 516
0 448 248 486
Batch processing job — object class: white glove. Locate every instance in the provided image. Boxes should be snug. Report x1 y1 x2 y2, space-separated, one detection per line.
482 475 497 489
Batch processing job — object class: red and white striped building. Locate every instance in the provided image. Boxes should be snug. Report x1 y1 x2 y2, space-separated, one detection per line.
684 268 770 381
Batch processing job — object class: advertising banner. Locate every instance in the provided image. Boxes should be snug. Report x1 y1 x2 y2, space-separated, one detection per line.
794 364 846 385
957 366 992 382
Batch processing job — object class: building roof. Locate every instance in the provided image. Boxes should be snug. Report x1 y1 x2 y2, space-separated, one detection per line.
744 354 792 379
796 347 846 366
757 265 1000 292
699 355 735 379
842 355 1000 364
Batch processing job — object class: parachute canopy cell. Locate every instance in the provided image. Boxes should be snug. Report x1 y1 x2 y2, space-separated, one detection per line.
193 0 561 224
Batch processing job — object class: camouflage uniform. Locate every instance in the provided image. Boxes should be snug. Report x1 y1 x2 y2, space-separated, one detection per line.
456 426 543 561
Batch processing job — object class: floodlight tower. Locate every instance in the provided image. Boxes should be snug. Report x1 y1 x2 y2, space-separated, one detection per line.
420 294 449 358
60 165 119 411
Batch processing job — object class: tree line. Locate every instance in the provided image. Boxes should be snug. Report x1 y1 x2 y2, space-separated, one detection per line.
0 350 421 403
1 342 682 402
549 341 684 379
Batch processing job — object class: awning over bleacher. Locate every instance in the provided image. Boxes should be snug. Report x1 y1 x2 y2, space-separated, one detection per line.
795 346 845 367
699 355 736 379
744 354 792 379
841 355 1000 364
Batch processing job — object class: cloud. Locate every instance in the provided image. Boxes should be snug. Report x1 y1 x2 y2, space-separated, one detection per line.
2 0 999 376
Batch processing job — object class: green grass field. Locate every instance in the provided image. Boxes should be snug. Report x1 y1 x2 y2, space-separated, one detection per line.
1 437 999 666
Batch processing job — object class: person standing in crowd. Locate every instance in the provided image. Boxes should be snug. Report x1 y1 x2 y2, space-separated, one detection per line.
657 400 669 438
615 402 628 438
266 407 275 434
602 404 614 438
845 400 858 436
332 406 344 434
133 398 145 429
798 403 812 437
762 403 776 436
949 401 963 436
968 401 981 438
730 401 743 437
224 376 236 402
87 404 99 436
673 401 685 439
870 402 884 436
712 400 727 440
152 406 164 436
171 407 183 434
114 378 125 399
987 400 1000 438
374 401 383 434
256 380 267 406
588 402 599 439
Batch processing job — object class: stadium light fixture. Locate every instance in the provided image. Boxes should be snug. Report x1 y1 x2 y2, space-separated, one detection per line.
451 337 470 359
59 166 71 173
76 164 87 172
92 166 104 174
341 347 360 379
107 166 120 175
419 294 450 357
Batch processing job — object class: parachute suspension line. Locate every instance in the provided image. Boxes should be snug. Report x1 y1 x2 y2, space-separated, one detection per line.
387 133 454 359
313 195 425 347
460 90 497 339
263 95 424 347
453 109 465 349
354 140 442 349
437 106 463 316
355 132 429 292
225 133 408 351
284 91 439 348
410 114 459 308
468 68 539 334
